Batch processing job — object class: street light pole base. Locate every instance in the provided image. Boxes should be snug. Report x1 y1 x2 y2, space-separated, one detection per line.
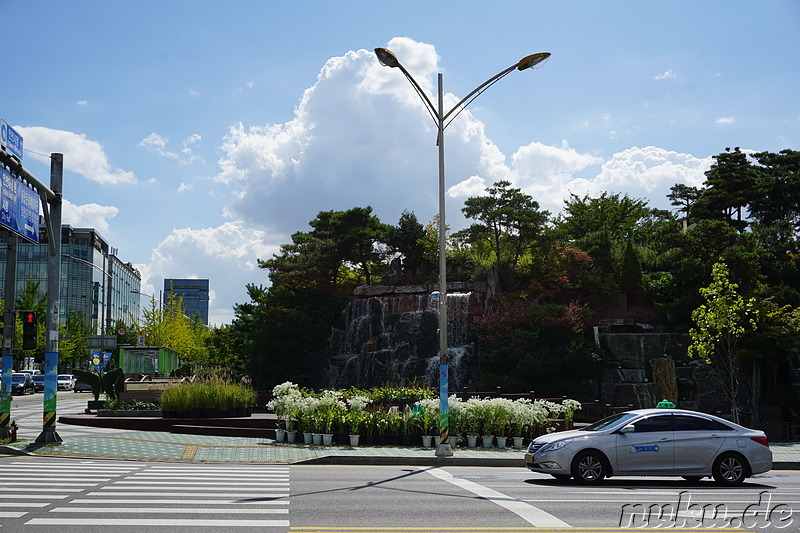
35 427 62 444
435 442 453 457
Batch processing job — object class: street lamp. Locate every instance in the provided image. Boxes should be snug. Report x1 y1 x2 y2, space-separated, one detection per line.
374 47 550 457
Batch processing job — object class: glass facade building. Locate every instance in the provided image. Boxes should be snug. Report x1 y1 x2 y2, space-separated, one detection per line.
164 278 209 325
0 226 141 334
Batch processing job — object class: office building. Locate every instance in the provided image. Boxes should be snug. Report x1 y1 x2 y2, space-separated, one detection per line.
0 225 141 334
164 278 209 325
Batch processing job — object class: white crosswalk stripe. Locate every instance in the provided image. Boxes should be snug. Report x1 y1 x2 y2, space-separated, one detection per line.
0 459 139 522
0 459 291 530
39 465 289 531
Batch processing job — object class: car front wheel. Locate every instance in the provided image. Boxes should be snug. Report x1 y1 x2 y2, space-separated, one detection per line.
571 450 607 484
712 453 747 486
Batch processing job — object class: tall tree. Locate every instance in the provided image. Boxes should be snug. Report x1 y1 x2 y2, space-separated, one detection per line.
749 149 800 233
667 183 701 223
687 262 759 423
387 210 429 279
694 148 759 231
460 180 550 271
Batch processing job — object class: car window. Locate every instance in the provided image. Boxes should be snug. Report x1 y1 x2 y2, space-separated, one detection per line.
674 414 733 431
632 415 672 432
581 412 638 431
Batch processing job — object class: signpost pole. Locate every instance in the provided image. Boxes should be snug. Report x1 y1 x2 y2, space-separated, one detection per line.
35 153 63 444
0 233 17 440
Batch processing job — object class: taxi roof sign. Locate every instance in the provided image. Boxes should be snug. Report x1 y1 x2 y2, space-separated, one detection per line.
656 399 676 408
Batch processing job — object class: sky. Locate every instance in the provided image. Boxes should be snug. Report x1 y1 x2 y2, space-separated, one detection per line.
2 1 799 325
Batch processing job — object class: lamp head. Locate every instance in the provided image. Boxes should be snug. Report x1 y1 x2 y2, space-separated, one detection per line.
517 52 551 71
374 47 401 68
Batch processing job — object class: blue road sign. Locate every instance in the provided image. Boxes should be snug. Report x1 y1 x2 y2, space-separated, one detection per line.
0 168 39 243
0 119 23 161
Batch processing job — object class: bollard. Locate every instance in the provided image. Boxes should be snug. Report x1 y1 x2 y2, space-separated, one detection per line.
10 420 17 442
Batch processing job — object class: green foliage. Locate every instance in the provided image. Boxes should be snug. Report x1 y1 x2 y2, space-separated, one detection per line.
472 298 597 397
688 262 760 422
134 295 209 365
459 180 550 274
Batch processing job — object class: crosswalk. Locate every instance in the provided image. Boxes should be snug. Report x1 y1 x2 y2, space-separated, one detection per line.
0 459 290 530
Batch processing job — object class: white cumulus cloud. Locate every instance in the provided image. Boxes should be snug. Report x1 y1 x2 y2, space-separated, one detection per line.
16 126 136 185
137 221 279 324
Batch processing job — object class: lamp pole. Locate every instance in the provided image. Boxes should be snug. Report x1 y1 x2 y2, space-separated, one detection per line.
374 47 550 456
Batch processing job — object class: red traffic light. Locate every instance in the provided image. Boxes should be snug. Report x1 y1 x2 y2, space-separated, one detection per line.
25 312 36 323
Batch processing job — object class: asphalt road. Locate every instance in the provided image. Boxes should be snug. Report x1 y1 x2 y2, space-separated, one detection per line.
3 456 800 532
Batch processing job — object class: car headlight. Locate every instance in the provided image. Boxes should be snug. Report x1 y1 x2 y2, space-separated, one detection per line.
542 438 575 453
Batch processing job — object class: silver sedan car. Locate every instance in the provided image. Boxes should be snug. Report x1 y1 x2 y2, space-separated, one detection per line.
525 408 772 485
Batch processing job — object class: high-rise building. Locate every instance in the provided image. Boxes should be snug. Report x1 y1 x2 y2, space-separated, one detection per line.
163 278 209 325
0 225 141 334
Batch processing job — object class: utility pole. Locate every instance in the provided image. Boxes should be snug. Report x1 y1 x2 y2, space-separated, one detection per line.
0 233 17 440
36 153 63 444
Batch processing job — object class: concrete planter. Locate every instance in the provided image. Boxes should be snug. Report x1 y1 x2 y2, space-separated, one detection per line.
97 410 162 417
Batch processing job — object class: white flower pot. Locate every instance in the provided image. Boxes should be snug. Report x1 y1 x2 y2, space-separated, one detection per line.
496 436 508 449
286 430 297 443
349 434 360 447
322 433 334 446
303 432 313 445
481 435 494 448
513 436 525 449
312 433 323 445
467 434 478 447
275 428 286 442
421 435 433 447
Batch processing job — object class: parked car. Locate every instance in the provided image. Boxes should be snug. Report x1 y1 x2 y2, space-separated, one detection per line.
32 374 45 392
525 408 772 486
57 374 76 391
72 377 93 393
11 373 35 395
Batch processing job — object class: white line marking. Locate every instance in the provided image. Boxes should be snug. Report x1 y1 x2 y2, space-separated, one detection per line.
0 513 26 518
49 507 289 514
69 499 289 505
26 518 290 527
0 503 50 508
113 481 289 486
86 492 289 498
424 468 570 527
99 486 288 492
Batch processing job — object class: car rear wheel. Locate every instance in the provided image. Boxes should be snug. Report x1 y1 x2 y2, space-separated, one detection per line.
712 453 747 486
571 450 607 484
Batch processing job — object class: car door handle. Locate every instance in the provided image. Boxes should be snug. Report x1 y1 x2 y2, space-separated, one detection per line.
709 434 722 438
659 438 671 442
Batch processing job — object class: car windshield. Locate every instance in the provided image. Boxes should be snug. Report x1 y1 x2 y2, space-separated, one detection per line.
12 375 25 382
33 375 44 381
58 375 71 379
580 412 638 431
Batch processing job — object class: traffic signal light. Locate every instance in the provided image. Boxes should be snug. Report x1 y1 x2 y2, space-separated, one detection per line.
20 311 37 350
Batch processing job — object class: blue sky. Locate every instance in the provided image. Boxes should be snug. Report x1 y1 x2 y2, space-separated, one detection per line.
2 1 799 324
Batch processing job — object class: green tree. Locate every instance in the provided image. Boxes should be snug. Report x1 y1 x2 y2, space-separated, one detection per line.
460 180 550 272
387 210 429 280
694 148 759 231
688 261 759 423
134 296 209 366
667 183 701 224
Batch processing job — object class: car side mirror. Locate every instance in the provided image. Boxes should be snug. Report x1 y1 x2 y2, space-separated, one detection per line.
619 424 635 434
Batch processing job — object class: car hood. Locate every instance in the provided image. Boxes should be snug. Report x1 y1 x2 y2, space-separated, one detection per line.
531 429 591 444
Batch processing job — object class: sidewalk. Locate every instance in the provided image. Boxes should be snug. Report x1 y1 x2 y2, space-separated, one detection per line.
4 430 800 468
